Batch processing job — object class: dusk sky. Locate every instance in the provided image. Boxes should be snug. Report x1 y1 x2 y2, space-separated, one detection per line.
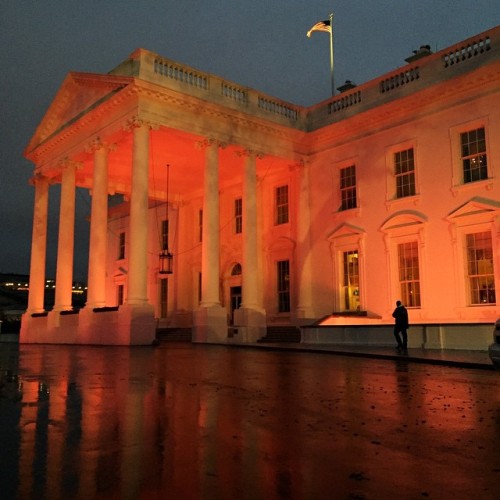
1 1 499 280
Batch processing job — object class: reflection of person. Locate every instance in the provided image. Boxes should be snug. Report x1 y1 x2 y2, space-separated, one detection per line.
392 300 409 351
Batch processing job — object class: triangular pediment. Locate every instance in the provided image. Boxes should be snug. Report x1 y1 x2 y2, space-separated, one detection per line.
446 197 500 221
327 223 365 241
25 72 133 156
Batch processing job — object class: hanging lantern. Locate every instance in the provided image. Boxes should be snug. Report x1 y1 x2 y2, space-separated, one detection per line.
159 248 173 275
159 164 173 275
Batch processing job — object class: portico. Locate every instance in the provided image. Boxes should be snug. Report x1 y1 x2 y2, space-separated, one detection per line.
21 49 301 345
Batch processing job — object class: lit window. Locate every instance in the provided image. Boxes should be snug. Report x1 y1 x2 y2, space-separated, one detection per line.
398 241 421 307
343 250 360 311
466 231 496 305
118 232 125 260
235 198 242 234
275 185 289 225
277 260 290 313
461 127 488 183
340 165 357 210
394 148 416 198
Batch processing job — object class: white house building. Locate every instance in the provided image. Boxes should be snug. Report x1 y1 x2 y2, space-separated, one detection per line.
21 26 500 349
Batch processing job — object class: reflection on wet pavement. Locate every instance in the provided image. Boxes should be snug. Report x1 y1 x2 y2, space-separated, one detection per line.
1 343 500 499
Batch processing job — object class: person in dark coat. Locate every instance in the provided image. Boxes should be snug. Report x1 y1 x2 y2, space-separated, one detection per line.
392 300 409 351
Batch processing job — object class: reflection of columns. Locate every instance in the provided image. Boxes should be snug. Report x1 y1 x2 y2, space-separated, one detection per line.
54 161 77 311
241 150 260 308
86 138 111 308
200 139 223 307
27 174 49 314
126 118 151 305
294 160 314 320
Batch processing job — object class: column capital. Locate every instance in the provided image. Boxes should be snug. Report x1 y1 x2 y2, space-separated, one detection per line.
235 149 264 160
123 115 159 132
195 137 227 151
58 158 83 172
85 136 117 154
289 158 309 172
29 172 50 186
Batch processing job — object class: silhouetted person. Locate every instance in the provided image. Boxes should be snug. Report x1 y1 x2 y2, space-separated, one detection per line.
392 300 409 351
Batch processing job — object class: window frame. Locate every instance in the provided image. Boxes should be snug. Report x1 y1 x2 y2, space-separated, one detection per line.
275 185 289 225
449 118 494 193
339 164 357 211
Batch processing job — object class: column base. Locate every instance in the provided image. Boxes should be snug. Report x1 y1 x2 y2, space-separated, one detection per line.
193 305 228 343
233 307 267 343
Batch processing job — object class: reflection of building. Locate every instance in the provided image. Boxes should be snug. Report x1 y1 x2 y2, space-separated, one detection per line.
21 27 499 348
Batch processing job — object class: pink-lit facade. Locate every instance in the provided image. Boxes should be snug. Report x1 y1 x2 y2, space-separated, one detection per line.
21 27 500 348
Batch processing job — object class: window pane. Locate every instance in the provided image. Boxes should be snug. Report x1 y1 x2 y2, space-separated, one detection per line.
466 231 496 305
461 127 488 183
340 165 357 210
398 241 421 307
394 148 415 198
275 185 289 225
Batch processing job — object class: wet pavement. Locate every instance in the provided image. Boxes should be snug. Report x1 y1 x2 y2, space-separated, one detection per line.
1 342 499 499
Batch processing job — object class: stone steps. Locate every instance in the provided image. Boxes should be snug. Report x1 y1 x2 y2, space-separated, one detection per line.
258 326 301 343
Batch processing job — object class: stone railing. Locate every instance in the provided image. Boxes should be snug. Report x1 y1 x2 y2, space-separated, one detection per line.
308 25 498 131
442 36 491 68
133 51 304 126
154 58 208 90
328 90 362 114
379 67 420 93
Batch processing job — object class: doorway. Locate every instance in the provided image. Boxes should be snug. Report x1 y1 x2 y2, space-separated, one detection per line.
230 286 242 324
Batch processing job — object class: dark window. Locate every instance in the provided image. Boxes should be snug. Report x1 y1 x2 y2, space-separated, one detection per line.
340 165 357 210
394 148 416 198
275 185 289 225
235 198 242 234
277 260 290 313
461 127 488 183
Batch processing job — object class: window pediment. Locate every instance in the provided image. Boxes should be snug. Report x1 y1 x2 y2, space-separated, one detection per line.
446 197 500 225
380 211 427 233
327 223 365 242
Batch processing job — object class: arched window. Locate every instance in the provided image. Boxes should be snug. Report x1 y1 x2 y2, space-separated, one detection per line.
231 263 242 276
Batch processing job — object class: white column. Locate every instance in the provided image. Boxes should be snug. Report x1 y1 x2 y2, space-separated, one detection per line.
295 161 314 320
200 139 221 307
27 175 49 314
241 151 259 308
54 161 77 311
126 118 150 305
86 139 110 308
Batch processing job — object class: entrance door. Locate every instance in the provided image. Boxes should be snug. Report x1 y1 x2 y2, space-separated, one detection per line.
230 286 242 324
342 250 360 311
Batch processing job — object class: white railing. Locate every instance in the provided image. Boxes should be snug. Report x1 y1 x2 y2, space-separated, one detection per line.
443 36 491 68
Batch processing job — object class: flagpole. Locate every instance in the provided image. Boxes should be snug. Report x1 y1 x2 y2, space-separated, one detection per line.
329 12 334 96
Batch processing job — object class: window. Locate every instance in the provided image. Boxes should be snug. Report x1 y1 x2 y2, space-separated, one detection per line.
340 165 357 210
461 127 487 183
398 241 421 307
277 260 290 312
118 232 125 260
394 148 415 198
466 231 496 304
117 284 124 306
161 219 169 250
198 209 203 242
343 250 360 311
235 198 242 234
159 279 168 318
275 185 289 225
231 263 242 276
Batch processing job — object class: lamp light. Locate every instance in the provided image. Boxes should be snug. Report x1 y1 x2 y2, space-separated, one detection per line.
159 164 173 275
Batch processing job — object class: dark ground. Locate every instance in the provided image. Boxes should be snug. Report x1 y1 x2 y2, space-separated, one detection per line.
1 342 499 499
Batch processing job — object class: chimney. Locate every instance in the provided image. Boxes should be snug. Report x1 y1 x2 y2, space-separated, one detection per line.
405 45 433 63
337 80 357 93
